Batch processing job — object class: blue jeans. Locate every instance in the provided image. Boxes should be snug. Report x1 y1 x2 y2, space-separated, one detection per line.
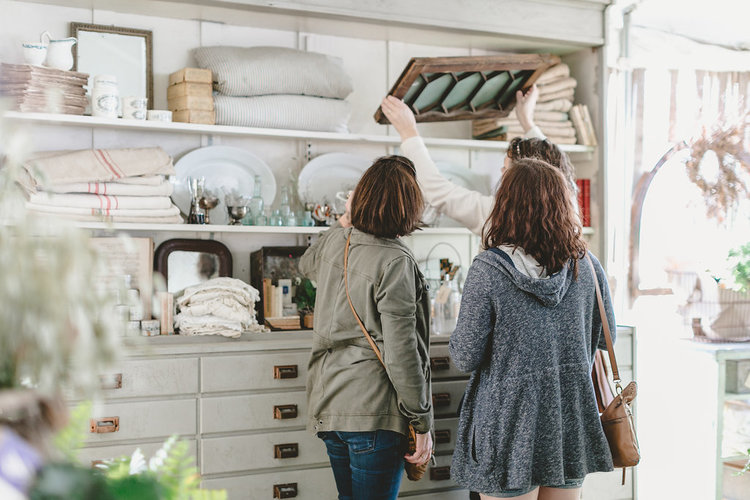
317 430 406 500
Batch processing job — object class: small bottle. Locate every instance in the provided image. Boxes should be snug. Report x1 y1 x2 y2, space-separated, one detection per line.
248 175 264 222
255 207 269 226
279 186 291 218
302 210 315 227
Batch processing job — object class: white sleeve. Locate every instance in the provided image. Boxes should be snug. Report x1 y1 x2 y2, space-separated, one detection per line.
400 136 493 236
524 125 546 139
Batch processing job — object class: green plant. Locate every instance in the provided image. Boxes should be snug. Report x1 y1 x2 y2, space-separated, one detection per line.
294 277 317 313
728 243 750 292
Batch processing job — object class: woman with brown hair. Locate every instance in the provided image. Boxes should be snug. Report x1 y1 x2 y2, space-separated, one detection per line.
448 158 616 499
299 155 434 500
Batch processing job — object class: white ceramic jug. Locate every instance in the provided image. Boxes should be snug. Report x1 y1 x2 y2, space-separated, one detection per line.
41 31 77 71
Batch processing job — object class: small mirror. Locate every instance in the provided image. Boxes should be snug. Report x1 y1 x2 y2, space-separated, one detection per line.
70 22 153 110
155 239 232 294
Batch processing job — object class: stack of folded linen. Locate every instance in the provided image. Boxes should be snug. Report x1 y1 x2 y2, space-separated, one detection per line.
0 63 89 114
193 46 353 132
174 277 268 338
20 147 182 223
472 63 578 144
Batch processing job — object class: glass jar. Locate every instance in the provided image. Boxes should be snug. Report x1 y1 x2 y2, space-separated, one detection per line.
91 74 119 118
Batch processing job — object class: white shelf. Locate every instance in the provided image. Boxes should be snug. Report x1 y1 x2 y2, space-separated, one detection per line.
76 221 478 236
3 111 596 154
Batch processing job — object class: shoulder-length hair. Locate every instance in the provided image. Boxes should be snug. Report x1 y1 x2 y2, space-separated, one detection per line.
482 158 586 276
350 155 423 239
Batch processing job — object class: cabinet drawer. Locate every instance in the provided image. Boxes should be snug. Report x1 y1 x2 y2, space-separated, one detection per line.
77 440 197 468
433 417 459 453
100 358 198 399
201 430 328 474
202 353 309 392
201 391 307 433
430 344 467 380
86 399 196 443
431 380 468 417
202 466 337 499
399 454 459 493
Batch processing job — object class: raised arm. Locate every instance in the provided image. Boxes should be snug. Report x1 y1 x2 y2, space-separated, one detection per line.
515 84 544 138
380 96 493 235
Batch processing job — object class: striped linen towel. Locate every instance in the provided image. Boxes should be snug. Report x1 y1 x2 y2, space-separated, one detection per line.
26 203 181 218
41 179 173 196
535 99 574 112
214 94 350 132
193 46 353 99
23 147 174 186
29 192 173 210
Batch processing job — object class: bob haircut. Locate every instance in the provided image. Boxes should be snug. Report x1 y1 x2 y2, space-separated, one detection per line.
350 155 423 239
508 136 577 194
483 158 586 277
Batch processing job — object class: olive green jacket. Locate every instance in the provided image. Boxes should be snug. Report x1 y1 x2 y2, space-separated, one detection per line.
299 222 433 436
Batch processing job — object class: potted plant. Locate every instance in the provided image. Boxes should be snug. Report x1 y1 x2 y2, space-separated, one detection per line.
294 277 316 329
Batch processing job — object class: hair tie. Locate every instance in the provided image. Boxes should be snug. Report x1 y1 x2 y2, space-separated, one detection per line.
515 142 521 158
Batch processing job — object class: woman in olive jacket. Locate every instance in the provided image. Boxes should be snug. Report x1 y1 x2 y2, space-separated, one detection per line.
299 155 434 500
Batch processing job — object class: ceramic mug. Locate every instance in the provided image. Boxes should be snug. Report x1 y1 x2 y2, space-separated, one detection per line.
122 96 148 120
22 42 47 66
147 110 172 122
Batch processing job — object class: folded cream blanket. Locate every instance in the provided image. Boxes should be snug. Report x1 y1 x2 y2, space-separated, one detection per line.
538 77 577 95
536 99 574 112
29 192 173 210
179 297 256 326
536 63 570 85
177 277 261 308
173 314 244 338
32 213 183 224
42 179 173 196
23 147 175 187
538 89 575 103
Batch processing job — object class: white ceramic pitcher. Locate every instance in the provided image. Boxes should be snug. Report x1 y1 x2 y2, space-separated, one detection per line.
41 31 77 71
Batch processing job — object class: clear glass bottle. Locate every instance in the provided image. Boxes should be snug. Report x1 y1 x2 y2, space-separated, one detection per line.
279 186 291 218
248 175 264 223
434 276 461 335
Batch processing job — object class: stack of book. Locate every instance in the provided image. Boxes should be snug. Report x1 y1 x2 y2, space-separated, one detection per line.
0 63 88 114
167 67 215 124
576 178 591 227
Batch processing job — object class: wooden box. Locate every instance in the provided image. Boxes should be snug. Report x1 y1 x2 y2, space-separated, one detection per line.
167 95 214 111
169 67 212 86
172 109 216 125
167 82 212 100
250 246 308 326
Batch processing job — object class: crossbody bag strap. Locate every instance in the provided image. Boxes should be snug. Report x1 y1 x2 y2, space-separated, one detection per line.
344 233 385 367
584 253 621 389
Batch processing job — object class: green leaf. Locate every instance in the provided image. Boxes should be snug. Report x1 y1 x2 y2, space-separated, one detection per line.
53 401 92 464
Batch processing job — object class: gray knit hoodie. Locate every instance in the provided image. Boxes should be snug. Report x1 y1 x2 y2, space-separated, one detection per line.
449 248 616 492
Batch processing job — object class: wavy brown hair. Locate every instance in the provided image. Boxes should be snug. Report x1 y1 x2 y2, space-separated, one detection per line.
508 136 577 194
350 155 423 239
483 158 586 276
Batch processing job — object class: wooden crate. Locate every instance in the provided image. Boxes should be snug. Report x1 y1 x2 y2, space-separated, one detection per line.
167 82 212 99
167 94 214 111
172 109 216 125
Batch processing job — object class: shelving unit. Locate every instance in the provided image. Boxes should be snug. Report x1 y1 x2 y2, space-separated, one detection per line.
3 111 596 155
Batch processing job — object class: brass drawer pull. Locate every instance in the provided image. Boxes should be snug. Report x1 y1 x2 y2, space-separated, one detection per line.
273 482 298 498
273 365 298 379
430 466 451 480
100 373 122 390
432 392 451 407
274 404 298 419
274 443 299 459
435 429 451 444
89 416 119 434
430 356 451 371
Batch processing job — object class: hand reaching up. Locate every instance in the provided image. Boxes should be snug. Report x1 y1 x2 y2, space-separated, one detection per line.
515 84 539 133
380 95 419 141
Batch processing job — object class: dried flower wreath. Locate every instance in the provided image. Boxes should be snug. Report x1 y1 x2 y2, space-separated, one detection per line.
685 116 750 222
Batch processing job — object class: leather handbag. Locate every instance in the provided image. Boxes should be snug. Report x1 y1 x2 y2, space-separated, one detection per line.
343 233 428 481
585 254 641 484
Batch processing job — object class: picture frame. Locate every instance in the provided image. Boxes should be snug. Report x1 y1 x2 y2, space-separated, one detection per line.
70 22 154 109
154 238 233 294
374 53 560 123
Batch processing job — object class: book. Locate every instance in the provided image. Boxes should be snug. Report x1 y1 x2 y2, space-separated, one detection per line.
581 104 598 147
570 104 589 146
582 178 591 227
90 237 154 320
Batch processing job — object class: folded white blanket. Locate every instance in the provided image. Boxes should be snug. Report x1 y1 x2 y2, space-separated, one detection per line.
177 277 261 308
30 213 183 224
26 202 181 218
179 297 255 326
23 148 175 187
536 63 570 85
42 179 173 196
29 192 173 210
538 77 577 95
214 94 350 133
112 175 167 186
174 314 244 338
537 89 575 103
